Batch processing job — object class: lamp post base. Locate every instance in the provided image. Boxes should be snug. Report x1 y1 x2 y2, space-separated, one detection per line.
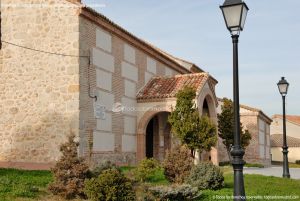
231 146 246 201
282 147 290 178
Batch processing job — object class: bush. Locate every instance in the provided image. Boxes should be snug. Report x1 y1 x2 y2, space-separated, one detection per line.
48 133 90 199
295 160 300 164
134 158 161 182
186 162 224 190
145 184 201 201
84 169 136 201
163 145 193 184
91 161 117 178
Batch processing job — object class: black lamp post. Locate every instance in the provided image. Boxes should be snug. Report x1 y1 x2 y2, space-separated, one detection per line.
277 77 290 178
220 0 249 200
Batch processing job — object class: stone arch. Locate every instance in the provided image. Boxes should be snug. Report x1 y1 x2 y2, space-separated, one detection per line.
196 85 219 165
136 105 172 163
197 89 217 124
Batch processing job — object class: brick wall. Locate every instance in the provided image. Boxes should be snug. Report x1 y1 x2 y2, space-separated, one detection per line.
78 14 182 165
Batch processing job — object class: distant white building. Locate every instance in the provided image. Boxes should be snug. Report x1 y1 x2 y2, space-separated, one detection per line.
270 115 300 163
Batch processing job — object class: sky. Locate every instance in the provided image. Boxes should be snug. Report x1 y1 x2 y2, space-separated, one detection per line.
83 0 300 117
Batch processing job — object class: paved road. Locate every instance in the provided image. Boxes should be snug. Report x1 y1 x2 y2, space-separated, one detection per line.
243 166 300 179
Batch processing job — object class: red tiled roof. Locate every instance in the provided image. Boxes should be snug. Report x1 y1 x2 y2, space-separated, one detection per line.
137 73 209 101
271 134 300 147
273 115 300 125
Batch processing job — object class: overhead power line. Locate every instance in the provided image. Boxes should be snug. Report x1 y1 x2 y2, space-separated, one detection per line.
1 40 89 58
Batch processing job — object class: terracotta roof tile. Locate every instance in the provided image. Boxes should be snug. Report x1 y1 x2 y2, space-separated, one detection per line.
271 134 300 147
273 115 300 125
137 73 209 101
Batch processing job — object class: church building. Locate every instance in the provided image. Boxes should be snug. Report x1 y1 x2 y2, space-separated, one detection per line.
1 0 221 169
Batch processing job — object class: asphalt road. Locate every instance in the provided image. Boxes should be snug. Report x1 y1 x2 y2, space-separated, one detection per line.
243 166 300 179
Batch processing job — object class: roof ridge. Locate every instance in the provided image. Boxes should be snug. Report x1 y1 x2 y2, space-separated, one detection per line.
137 73 211 101
80 6 197 74
174 72 208 78
272 114 300 126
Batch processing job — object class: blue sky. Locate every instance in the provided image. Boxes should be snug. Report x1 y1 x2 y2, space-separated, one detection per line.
83 0 300 116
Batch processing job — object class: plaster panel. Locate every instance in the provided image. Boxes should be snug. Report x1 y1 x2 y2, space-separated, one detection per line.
124 44 136 64
122 135 136 152
124 80 136 98
96 112 112 132
93 131 115 151
96 28 112 52
147 57 157 74
121 62 138 82
124 116 136 134
97 90 114 111
93 48 114 73
96 69 112 91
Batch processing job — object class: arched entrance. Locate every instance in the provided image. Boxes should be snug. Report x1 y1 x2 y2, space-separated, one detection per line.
197 93 219 164
136 73 219 164
145 112 171 161
136 104 173 163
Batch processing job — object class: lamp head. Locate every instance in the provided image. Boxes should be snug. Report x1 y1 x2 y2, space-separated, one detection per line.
220 0 249 35
277 77 289 96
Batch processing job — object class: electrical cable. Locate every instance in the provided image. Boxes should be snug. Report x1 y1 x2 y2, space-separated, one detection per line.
1 40 98 101
1 40 89 58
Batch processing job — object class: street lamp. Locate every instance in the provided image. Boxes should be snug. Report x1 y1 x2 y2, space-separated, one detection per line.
220 0 249 200
277 77 290 178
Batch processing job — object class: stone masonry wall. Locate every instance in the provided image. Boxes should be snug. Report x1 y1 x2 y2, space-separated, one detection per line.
0 0 80 167
241 115 271 166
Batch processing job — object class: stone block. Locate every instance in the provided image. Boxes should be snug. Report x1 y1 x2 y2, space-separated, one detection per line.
124 116 136 134
124 79 136 98
93 131 115 152
122 135 136 152
96 28 112 52
165 67 173 76
96 112 112 132
96 69 112 91
121 62 138 82
147 57 156 74
121 97 137 116
124 44 135 64
68 85 79 93
145 71 154 84
93 48 114 73
97 90 114 111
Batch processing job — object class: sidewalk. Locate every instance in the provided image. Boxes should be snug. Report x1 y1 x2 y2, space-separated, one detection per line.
243 166 300 179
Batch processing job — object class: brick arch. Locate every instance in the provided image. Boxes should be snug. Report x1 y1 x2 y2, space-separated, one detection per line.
198 91 217 124
136 105 172 163
197 89 219 165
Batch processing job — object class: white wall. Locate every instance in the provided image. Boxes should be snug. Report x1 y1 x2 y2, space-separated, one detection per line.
271 117 300 139
271 147 300 163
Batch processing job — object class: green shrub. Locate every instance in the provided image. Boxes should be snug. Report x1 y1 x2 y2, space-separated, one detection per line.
163 145 193 184
145 184 201 201
134 158 160 182
48 133 90 199
91 161 117 178
295 160 300 164
186 162 224 190
84 169 136 201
